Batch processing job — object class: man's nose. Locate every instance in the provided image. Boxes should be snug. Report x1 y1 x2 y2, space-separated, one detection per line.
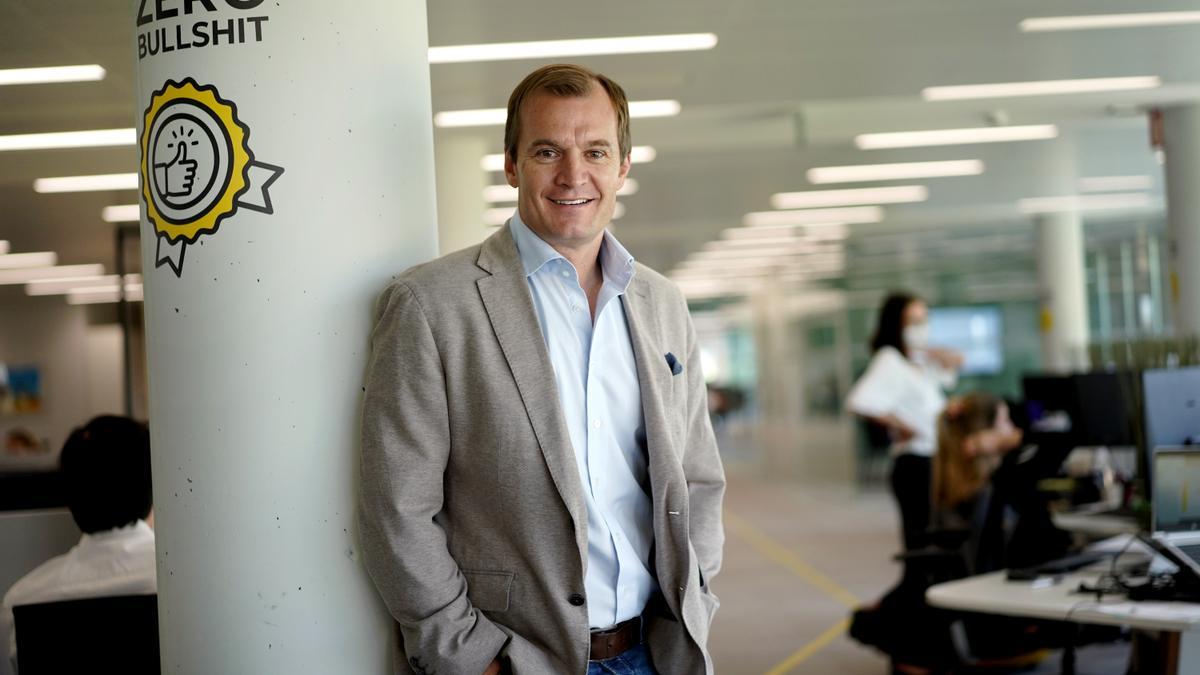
556 153 587 187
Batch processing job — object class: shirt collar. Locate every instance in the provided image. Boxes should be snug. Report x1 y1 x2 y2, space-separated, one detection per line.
508 210 637 292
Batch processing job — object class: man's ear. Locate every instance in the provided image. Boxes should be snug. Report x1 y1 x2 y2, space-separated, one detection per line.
504 152 518 188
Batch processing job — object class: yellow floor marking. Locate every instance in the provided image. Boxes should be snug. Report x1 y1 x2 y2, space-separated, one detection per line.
762 617 851 675
724 510 861 608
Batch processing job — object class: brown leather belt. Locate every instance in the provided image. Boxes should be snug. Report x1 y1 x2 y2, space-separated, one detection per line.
589 616 641 661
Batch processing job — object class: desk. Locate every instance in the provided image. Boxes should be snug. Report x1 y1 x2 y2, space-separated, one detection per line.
1052 504 1139 539
928 568 1200 674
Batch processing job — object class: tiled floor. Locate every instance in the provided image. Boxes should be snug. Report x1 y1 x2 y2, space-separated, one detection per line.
704 425 1132 674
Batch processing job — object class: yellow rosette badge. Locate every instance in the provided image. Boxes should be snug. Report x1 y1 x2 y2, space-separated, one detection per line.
140 78 283 276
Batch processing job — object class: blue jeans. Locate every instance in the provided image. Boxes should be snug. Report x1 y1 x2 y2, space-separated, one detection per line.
587 643 656 675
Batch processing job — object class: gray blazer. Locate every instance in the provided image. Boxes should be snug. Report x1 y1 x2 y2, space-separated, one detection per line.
359 226 726 675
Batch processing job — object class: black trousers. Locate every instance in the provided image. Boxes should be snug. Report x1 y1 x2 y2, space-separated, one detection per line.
890 453 932 551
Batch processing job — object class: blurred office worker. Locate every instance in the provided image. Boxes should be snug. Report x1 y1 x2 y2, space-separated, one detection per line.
846 292 962 551
1 416 155 662
359 64 726 675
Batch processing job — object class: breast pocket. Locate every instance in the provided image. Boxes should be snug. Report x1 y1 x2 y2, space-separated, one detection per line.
463 569 515 612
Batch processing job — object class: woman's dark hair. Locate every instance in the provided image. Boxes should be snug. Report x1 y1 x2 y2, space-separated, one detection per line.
60 415 152 534
870 291 920 355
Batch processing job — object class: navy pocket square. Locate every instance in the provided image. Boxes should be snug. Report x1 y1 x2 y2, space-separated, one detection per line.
665 352 683 376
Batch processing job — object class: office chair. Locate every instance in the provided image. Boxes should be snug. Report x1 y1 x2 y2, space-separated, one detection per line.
13 594 160 675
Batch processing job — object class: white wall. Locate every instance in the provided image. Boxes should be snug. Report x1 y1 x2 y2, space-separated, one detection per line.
0 296 126 454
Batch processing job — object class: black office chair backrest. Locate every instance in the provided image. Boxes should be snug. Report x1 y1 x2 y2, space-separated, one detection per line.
13 594 160 675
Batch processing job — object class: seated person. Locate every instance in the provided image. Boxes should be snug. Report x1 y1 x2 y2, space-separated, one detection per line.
932 392 1071 572
1 415 156 663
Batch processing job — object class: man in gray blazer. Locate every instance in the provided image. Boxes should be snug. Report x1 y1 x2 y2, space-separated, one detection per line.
360 63 725 675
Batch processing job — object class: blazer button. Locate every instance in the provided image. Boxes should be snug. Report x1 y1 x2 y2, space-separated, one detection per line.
568 593 586 607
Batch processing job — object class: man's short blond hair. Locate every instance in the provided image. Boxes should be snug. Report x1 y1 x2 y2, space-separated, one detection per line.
504 64 631 162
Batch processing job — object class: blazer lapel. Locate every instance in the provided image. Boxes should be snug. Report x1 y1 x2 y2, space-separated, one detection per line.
475 227 588 561
623 276 689 618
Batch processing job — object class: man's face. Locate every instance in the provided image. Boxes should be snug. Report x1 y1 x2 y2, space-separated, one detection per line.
504 84 630 254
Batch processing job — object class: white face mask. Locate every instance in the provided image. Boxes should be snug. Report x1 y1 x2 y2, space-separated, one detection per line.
903 323 930 351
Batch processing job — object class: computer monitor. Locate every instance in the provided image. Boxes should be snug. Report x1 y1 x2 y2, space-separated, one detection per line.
1143 366 1200 451
1072 371 1135 447
1152 448 1200 533
1022 375 1077 436
927 305 1003 375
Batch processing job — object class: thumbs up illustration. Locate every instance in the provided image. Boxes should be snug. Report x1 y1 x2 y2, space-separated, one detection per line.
154 141 198 199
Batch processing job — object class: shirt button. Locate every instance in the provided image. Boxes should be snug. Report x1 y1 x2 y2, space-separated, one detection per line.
568 593 586 606
561 270 570 278
592 418 602 429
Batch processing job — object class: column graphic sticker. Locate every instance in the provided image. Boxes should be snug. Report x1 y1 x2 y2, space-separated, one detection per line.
140 78 283 277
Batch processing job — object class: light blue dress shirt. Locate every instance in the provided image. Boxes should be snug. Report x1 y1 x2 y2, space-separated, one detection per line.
508 213 657 629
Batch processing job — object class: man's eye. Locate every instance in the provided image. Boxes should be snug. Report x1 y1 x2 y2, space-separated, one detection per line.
534 149 557 159
587 150 607 159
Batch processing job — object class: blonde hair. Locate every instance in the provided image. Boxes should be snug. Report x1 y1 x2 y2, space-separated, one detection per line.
933 392 1004 510
504 64 632 162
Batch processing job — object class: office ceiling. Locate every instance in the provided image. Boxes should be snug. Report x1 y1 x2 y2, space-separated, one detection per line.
0 0 1190 305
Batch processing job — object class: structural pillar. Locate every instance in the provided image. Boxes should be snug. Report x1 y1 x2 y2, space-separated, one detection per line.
1160 105 1200 337
131 3 437 672
1036 212 1090 372
435 131 491 254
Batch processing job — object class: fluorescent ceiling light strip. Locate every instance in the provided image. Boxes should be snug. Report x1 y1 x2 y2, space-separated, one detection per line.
1021 12 1200 32
480 146 655 172
437 101 679 128
1078 175 1153 193
25 274 140 296
35 173 138 193
744 206 882 227
807 160 984 184
0 252 58 270
483 203 625 226
855 125 1058 150
483 178 638 203
771 185 927 210
102 204 140 223
429 33 717 64
0 128 136 151
0 64 105 86
0 264 105 285
922 76 1160 101
1017 192 1155 214
67 284 144 305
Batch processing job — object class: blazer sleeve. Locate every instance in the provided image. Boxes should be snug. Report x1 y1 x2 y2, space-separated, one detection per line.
682 310 727 591
358 282 507 674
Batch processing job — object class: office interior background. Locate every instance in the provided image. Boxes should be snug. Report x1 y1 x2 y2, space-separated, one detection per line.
1 0 1199 673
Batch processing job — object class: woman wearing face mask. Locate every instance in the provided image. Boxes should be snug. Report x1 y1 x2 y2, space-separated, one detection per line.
846 292 963 551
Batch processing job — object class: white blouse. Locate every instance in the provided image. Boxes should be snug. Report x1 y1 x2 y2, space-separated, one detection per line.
845 346 956 457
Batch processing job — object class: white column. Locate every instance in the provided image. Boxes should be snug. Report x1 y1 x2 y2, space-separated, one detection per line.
1036 212 1090 372
132 3 436 673
435 131 491 254
1160 105 1200 337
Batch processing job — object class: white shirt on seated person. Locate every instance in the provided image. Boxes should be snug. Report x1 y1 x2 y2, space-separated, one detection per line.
2 518 156 661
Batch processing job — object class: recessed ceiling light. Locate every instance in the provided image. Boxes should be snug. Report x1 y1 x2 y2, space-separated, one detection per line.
0 264 105 285
436 101 680 128
34 173 139 193
429 33 717 64
1017 192 1156 214
744 207 882 227
482 179 638 203
1021 12 1200 32
0 64 105 86
1077 175 1153 193
855 125 1058 149
808 160 984 184
480 146 656 171
0 128 136 152
0 252 58 270
101 205 140 223
771 185 927 210
922 76 1161 101
25 274 138 296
